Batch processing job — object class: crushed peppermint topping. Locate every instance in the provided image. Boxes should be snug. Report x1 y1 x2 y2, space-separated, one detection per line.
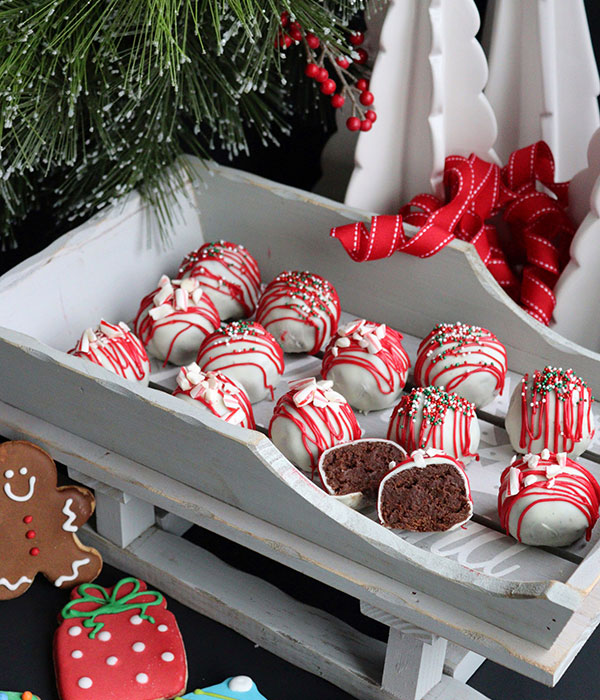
289 377 346 408
334 319 387 354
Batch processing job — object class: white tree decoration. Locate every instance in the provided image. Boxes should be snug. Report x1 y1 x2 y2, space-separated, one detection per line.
485 0 599 182
552 169 600 350
568 126 600 228
342 0 498 214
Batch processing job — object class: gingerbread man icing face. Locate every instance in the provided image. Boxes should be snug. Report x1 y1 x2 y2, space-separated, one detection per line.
0 441 103 600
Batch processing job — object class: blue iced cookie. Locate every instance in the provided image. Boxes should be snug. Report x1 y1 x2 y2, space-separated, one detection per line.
0 693 40 700
179 676 267 699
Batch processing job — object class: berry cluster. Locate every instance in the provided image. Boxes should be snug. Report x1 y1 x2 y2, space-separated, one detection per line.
277 13 377 132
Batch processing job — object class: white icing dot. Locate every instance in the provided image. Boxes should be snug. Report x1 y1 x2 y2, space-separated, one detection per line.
98 631 111 641
71 650 83 659
78 677 93 689
161 651 174 662
19 467 27 475
106 656 118 666
130 614 143 625
157 624 168 632
136 673 149 684
4 470 13 478
132 642 145 652
68 626 82 637
228 676 254 692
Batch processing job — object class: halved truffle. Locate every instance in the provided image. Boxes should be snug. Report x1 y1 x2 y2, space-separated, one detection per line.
377 450 473 531
319 439 406 508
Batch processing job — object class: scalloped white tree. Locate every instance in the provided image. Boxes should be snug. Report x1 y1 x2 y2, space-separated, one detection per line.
485 0 599 182
314 1 388 202
568 126 600 227
552 172 600 350
342 0 498 214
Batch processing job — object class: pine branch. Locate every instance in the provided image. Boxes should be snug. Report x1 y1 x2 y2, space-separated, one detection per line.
0 0 367 245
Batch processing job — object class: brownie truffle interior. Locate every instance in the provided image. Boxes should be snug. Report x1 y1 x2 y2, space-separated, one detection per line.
379 463 471 531
321 441 405 497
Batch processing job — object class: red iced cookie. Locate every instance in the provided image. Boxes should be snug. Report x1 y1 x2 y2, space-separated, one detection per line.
54 577 187 700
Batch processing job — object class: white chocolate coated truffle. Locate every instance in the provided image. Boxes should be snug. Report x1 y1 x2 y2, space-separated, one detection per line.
177 240 261 320
68 320 150 385
498 451 600 547
321 319 410 412
387 387 480 463
197 321 284 403
174 363 255 429
256 271 340 354
269 378 362 474
134 275 220 366
505 367 594 458
414 322 507 408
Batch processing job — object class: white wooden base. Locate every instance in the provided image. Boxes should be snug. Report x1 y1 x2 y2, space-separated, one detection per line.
4 400 600 692
79 525 488 700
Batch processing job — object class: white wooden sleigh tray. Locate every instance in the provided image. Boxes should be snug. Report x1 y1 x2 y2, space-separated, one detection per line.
2 159 600 699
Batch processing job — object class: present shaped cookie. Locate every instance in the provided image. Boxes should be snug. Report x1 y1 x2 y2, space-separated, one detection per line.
54 577 187 700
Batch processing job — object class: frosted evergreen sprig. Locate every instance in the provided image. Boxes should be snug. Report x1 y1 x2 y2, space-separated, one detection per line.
0 0 367 246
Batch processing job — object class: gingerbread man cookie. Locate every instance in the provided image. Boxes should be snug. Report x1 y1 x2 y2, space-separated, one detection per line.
0 441 102 600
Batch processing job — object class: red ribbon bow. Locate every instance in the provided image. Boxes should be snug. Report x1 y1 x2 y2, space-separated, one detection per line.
330 142 575 325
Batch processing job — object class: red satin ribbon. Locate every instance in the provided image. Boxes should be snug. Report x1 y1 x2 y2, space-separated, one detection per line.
330 142 575 325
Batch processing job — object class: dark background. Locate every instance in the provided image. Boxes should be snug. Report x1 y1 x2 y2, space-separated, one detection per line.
3 1 600 698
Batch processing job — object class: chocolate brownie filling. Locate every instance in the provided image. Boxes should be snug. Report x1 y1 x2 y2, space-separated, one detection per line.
321 441 405 497
379 463 471 531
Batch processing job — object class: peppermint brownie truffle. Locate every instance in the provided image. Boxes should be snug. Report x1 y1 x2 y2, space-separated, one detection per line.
256 271 340 354
269 378 362 474
68 320 150 384
177 240 261 320
387 387 480 463
134 275 220 366
196 321 284 403
319 438 406 508
378 449 473 531
321 319 410 412
414 322 507 407
498 450 600 546
504 367 594 458
174 363 255 429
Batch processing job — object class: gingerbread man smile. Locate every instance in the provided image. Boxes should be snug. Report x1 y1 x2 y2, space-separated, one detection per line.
3 467 36 502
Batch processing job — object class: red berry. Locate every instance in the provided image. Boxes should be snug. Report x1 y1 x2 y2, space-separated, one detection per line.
336 56 350 69
356 78 369 91
320 79 337 95
360 119 373 131
306 33 320 49
349 31 364 46
283 34 293 48
331 94 345 108
289 22 303 41
281 11 290 27
346 116 361 132
365 109 377 122
316 67 329 83
359 90 374 106
305 63 319 78
355 48 368 64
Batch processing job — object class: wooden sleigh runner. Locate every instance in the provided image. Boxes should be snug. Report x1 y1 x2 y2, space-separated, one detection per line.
2 161 600 699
